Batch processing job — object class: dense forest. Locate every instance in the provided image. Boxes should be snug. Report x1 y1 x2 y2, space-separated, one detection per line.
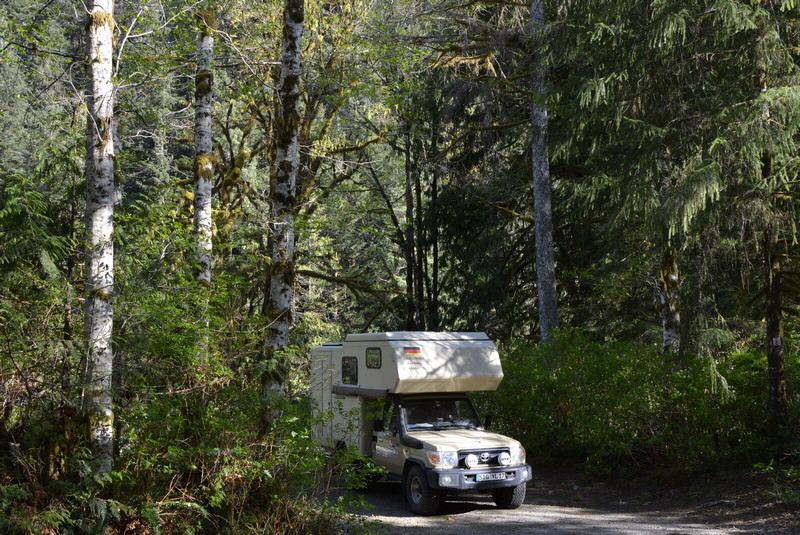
1 0 798 532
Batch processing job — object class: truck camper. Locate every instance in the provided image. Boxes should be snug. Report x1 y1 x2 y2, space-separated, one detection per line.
310 332 531 514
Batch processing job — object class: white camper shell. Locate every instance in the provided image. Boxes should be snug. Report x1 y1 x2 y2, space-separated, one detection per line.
310 332 532 515
310 332 503 451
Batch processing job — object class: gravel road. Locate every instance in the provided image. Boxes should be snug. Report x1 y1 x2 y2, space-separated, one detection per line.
356 481 729 535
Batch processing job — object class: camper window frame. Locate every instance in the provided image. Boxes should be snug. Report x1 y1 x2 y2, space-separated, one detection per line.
366 347 382 369
341 356 358 385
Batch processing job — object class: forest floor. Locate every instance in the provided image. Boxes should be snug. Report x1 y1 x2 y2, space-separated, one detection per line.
350 465 799 534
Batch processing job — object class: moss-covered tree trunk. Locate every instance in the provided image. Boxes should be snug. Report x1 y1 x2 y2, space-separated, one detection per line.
764 222 787 438
194 13 214 288
264 0 304 394
194 11 215 360
657 245 680 355
84 0 115 474
530 0 558 342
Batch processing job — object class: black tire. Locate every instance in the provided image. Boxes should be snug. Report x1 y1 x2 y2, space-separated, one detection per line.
492 482 526 509
404 465 441 515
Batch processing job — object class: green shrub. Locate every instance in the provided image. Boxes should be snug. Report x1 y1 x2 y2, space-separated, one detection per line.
478 329 799 474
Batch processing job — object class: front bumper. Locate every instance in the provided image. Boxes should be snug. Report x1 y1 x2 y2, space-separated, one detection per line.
426 463 532 490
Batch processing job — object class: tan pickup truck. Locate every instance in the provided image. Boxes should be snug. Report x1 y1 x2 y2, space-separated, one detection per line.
311 332 531 515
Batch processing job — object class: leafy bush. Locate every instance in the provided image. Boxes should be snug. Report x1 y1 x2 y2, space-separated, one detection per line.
1 391 366 534
479 329 799 474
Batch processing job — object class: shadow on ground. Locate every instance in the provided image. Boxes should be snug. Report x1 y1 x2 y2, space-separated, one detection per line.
353 480 732 535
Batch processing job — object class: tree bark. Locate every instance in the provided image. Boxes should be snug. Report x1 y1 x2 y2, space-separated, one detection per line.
529 0 558 342
413 141 427 330
84 0 115 474
194 11 214 360
764 222 787 438
402 121 418 330
264 0 304 393
429 104 440 331
194 12 214 288
754 22 787 442
657 245 681 355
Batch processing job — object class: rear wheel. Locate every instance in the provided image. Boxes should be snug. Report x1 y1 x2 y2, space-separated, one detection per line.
404 465 441 515
492 482 526 509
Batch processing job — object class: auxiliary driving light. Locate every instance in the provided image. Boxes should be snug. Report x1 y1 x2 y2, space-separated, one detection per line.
465 453 479 468
498 451 511 465
439 474 455 487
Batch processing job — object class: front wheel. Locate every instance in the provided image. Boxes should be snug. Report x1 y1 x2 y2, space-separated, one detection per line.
404 465 441 515
492 482 526 509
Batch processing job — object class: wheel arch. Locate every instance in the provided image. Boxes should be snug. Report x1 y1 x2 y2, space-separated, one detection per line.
402 457 426 480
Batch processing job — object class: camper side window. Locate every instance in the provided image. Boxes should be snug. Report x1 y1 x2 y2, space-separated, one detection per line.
341 356 358 385
366 347 381 369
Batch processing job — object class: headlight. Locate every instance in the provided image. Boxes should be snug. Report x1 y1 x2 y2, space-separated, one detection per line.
426 451 458 468
509 444 526 465
498 451 511 466
465 453 478 468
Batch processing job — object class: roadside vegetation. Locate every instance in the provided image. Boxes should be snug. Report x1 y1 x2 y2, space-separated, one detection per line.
1 0 799 533
481 330 799 475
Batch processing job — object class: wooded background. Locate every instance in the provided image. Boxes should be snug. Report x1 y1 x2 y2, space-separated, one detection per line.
0 0 798 532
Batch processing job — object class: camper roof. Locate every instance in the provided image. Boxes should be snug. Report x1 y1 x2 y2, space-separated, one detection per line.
345 331 490 342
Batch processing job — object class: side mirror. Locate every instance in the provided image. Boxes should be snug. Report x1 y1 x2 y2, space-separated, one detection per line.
373 418 384 432
483 414 492 429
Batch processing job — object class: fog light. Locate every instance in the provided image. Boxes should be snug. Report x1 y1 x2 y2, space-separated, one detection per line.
465 453 478 468
439 475 454 487
498 452 511 466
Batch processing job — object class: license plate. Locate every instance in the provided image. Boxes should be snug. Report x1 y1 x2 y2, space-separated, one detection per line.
476 472 506 482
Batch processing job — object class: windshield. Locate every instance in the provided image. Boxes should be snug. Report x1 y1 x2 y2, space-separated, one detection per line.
403 398 480 430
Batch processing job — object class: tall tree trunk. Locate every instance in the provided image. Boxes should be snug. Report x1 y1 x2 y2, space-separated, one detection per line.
764 219 787 438
85 0 115 474
413 143 427 330
755 22 787 442
428 97 441 331
657 245 681 355
402 121 417 330
529 0 558 342
264 0 304 394
194 11 215 357
194 13 214 286
430 129 440 331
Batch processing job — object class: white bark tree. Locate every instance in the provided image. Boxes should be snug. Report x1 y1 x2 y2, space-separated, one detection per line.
194 10 215 358
85 0 116 473
194 11 214 288
264 0 304 392
529 0 558 342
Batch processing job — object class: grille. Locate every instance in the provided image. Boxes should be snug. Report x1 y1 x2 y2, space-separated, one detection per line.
458 448 509 468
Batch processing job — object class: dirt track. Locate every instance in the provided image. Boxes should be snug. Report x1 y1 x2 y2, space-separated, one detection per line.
352 468 799 534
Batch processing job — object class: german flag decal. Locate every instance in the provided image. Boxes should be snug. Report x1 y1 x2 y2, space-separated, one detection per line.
403 346 423 357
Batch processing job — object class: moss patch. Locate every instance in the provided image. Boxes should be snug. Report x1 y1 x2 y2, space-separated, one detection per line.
195 70 213 99
89 10 115 31
195 152 218 180
196 9 217 36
